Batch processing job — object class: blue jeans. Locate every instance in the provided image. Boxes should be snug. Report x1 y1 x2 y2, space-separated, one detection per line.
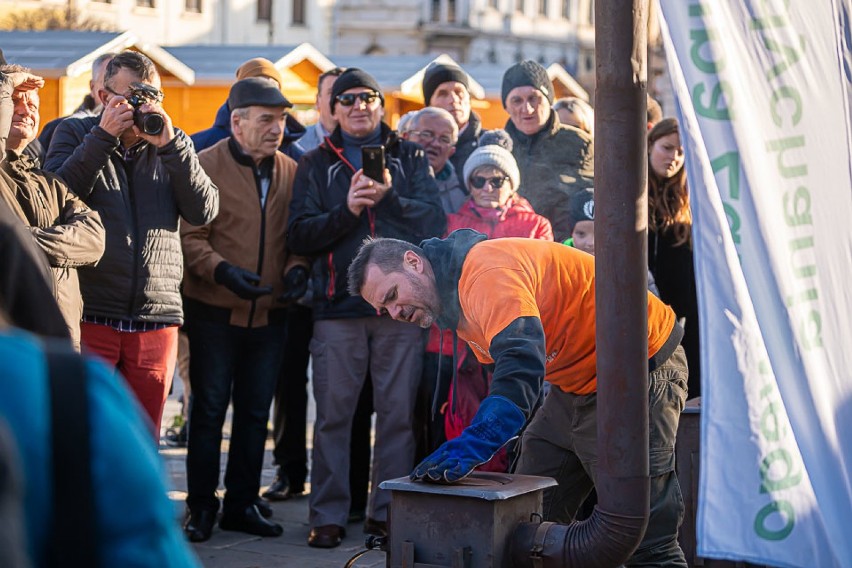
515 345 689 567
185 318 286 514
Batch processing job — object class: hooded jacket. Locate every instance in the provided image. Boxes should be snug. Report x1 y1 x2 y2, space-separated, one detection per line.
421 229 683 417
44 116 219 325
0 152 105 347
446 196 553 241
505 111 594 242
288 123 446 320
427 196 552 356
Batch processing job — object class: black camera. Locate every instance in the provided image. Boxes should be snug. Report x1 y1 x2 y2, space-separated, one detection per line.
127 82 165 136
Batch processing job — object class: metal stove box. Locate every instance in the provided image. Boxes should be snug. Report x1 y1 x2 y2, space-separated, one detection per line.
380 472 557 568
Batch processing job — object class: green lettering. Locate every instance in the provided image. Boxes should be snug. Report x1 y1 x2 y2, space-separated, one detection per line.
723 202 741 244
690 28 723 74
754 500 795 541
693 81 733 120
766 136 806 178
770 86 802 128
783 186 811 226
711 151 741 199
798 309 823 350
760 448 802 493
763 34 806 81
760 401 785 443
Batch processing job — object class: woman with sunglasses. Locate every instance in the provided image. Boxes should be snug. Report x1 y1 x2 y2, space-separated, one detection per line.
420 133 553 474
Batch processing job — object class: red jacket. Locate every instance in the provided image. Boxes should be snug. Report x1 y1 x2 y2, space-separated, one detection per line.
427 196 553 355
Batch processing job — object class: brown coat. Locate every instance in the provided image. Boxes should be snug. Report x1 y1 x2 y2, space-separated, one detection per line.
0 153 105 349
181 138 308 328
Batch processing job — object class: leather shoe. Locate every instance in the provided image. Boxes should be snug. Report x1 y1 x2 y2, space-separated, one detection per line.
262 475 292 501
184 509 216 543
308 524 345 548
254 497 273 519
219 504 283 537
364 517 388 537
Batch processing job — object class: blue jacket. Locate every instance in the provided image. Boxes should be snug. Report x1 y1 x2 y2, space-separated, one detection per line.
0 330 201 567
191 101 307 161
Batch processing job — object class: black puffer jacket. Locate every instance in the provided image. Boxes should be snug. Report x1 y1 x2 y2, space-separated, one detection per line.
44 117 219 325
288 123 446 320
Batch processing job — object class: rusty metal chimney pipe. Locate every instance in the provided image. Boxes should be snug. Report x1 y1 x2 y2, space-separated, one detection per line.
510 0 651 565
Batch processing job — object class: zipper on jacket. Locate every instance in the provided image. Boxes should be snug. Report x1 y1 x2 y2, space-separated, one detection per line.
124 150 141 318
326 252 335 300
248 163 270 328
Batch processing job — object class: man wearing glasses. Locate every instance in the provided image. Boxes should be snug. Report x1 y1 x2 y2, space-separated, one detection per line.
44 50 219 438
407 106 466 214
502 60 594 242
287 68 445 548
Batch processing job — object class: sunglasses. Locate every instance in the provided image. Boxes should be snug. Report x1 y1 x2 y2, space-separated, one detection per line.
470 175 510 190
336 92 380 107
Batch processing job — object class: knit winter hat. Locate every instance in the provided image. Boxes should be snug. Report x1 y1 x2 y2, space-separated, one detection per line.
463 144 521 192
422 62 469 105
330 68 384 113
235 57 284 88
501 60 554 107
478 128 513 152
568 187 595 232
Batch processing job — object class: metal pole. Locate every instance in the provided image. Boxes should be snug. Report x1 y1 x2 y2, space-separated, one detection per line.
594 0 651 540
510 2 653 565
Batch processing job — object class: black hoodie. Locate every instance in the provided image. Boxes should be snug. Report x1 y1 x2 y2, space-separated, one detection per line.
420 229 546 417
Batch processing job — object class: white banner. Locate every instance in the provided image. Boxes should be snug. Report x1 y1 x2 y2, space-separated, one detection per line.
658 0 852 566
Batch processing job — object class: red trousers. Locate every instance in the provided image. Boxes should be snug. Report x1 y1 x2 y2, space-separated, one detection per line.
81 322 178 438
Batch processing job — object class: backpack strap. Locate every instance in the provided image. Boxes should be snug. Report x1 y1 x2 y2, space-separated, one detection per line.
45 341 97 567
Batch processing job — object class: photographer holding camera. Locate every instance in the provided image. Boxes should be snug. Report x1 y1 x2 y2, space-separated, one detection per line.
44 50 219 439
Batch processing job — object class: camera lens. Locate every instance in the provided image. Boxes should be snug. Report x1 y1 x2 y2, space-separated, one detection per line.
134 111 164 135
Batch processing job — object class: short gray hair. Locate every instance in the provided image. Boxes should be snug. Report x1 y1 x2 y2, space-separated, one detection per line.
347 237 424 297
411 106 459 145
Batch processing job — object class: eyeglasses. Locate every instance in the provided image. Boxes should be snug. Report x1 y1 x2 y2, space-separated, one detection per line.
335 92 380 107
409 130 454 146
470 175 510 190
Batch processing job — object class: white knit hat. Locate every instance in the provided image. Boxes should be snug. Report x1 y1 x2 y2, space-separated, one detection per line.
462 144 521 191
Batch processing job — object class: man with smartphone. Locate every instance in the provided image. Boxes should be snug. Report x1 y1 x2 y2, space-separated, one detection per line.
287 67 446 548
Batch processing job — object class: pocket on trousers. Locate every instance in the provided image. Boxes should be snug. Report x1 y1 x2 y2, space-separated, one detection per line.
308 337 328 392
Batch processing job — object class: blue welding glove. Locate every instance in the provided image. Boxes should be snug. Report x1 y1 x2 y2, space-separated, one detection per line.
411 395 526 483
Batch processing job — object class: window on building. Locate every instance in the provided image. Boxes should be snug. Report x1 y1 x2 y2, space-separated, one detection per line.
185 0 201 13
448 0 456 22
562 0 571 19
516 0 525 13
588 0 595 24
292 0 305 24
431 0 440 21
91 0 112 3
257 0 271 21
136 0 154 7
539 0 548 15
489 0 499 8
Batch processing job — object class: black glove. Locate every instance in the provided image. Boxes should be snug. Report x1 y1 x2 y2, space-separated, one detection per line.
214 261 272 300
277 266 309 304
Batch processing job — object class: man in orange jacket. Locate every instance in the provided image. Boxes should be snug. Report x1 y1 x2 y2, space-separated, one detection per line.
348 229 689 567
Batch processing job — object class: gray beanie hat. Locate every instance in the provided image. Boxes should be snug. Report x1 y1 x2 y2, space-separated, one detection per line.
501 60 554 107
463 144 521 192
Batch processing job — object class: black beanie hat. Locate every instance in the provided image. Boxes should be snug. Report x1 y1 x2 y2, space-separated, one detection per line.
330 68 384 113
568 187 595 233
501 60 554 107
422 62 469 105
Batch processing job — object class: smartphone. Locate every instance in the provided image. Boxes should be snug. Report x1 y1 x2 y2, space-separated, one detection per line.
361 145 385 183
